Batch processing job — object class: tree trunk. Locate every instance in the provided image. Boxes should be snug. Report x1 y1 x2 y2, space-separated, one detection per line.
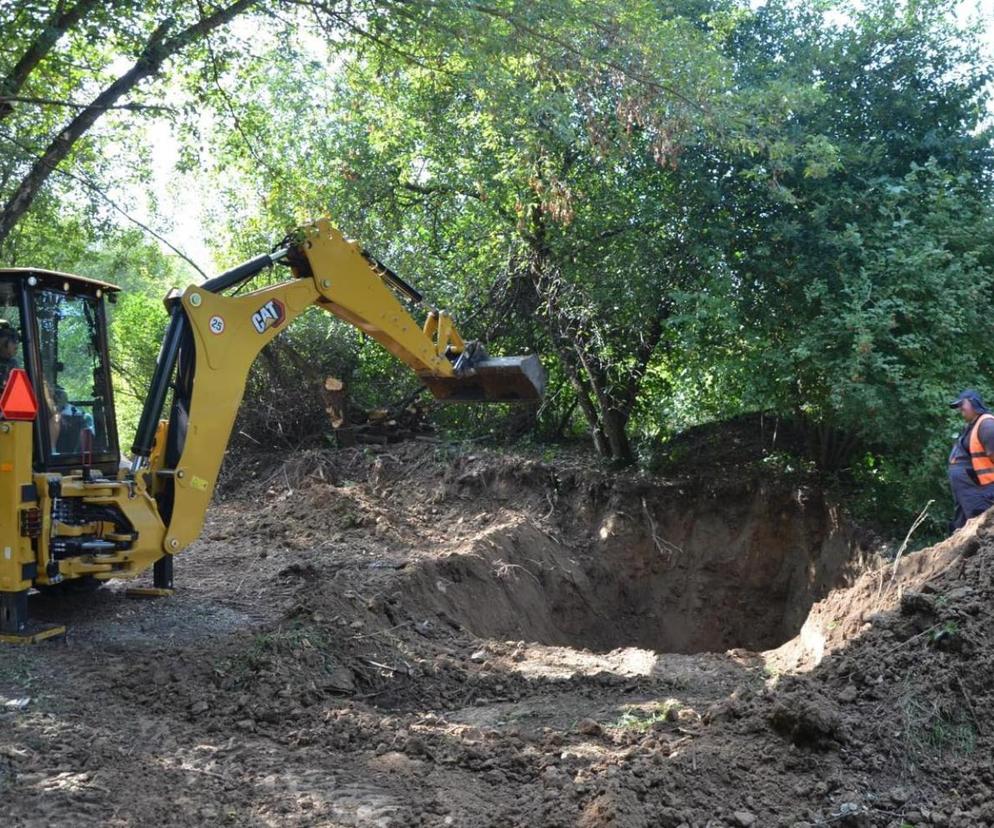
553 397 578 439
0 0 106 121
0 0 259 246
557 347 608 454
601 406 634 465
521 198 671 465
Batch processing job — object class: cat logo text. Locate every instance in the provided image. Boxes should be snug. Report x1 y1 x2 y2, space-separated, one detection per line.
251 299 286 334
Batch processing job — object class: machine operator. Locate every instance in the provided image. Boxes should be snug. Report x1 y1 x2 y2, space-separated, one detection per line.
0 321 19 387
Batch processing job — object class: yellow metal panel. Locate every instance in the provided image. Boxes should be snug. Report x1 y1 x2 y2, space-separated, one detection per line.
0 624 65 644
78 483 166 578
163 278 320 551
125 587 174 598
436 312 465 355
0 422 36 592
32 473 166 585
31 473 54 585
148 418 169 477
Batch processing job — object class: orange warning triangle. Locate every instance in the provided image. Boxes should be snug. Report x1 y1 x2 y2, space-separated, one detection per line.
0 369 38 421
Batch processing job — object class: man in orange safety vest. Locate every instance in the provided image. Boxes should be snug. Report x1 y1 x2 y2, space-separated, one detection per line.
948 389 994 532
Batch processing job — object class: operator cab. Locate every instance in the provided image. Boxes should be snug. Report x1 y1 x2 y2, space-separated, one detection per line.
0 269 120 476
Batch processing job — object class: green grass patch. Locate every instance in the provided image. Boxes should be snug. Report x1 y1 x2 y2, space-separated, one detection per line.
901 693 977 764
611 699 682 732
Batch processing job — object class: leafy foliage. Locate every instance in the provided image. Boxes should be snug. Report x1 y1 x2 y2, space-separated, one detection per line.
696 0 994 531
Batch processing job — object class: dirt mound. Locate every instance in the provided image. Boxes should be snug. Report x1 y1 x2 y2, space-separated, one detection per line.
771 520 975 672
6 440 994 826
752 512 994 824
655 411 810 478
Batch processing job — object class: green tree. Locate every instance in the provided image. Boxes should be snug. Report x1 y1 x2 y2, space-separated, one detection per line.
198 0 828 462
684 0 994 527
0 0 269 250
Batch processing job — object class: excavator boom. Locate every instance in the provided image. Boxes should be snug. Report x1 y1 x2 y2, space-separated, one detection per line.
295 221 544 404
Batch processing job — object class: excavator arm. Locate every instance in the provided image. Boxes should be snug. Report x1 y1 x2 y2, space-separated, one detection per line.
130 218 544 557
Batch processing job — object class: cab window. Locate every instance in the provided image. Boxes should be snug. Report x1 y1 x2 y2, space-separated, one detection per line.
33 289 113 457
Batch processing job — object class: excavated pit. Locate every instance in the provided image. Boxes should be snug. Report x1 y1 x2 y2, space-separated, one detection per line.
406 481 870 654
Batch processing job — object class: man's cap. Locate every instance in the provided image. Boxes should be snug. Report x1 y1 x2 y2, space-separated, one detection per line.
950 389 988 411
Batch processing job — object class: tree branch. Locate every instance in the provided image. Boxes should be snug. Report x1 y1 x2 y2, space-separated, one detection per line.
468 2 704 110
0 95 173 114
0 0 106 122
198 9 304 203
0 0 260 246
288 0 456 74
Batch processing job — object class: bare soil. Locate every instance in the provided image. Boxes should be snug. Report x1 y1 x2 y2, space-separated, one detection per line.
1 442 991 826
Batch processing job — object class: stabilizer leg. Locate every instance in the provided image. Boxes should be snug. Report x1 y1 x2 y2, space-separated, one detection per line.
126 554 175 599
153 554 174 590
0 589 27 634
0 589 65 645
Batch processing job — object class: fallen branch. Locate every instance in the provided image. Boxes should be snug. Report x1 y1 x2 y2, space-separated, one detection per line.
492 560 541 585
0 94 173 113
877 622 943 659
349 620 414 641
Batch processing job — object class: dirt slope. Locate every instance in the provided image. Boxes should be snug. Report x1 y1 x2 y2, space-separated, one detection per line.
0 442 988 827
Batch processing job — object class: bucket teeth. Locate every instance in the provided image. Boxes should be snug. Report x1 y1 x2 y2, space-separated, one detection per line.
423 354 546 403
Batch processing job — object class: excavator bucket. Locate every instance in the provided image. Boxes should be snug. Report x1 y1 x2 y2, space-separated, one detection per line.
423 354 546 403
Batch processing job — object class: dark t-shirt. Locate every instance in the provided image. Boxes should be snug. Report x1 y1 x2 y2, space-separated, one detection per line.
0 355 19 387
949 417 994 463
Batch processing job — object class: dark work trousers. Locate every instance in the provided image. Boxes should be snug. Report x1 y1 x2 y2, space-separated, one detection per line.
948 460 994 533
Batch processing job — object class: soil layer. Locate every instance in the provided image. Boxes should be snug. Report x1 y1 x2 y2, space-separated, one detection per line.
1 443 990 827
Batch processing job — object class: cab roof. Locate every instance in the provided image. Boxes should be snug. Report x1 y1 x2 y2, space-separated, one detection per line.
0 267 121 292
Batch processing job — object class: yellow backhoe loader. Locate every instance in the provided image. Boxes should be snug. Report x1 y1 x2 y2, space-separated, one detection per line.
0 219 545 642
